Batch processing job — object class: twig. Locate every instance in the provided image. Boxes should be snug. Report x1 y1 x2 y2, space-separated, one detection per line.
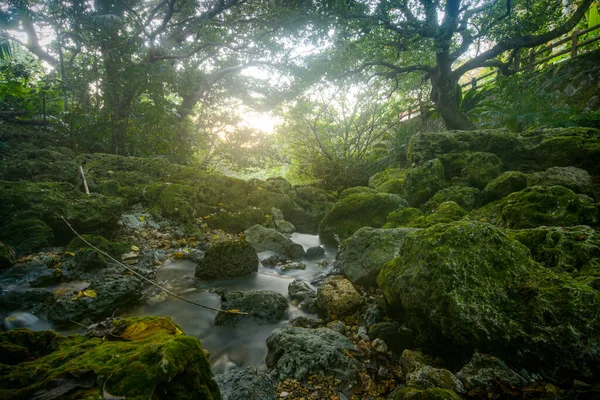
79 166 90 195
58 214 250 316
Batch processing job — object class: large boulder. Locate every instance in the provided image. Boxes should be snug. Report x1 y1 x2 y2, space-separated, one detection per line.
0 147 79 184
318 192 406 245
527 166 595 198
385 202 468 229
477 185 598 229
243 225 304 259
441 152 502 189
456 352 528 391
482 171 528 202
337 227 419 287
0 218 54 255
270 207 295 233
377 220 600 382
265 327 360 384
402 159 446 207
316 276 364 318
215 367 275 400
206 207 266 233
422 186 482 212
288 279 317 313
215 290 288 325
195 240 258 280
0 317 221 399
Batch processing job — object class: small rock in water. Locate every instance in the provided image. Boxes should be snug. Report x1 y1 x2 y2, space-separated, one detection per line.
262 254 288 267
281 262 306 271
316 260 329 268
3 311 39 329
305 246 325 259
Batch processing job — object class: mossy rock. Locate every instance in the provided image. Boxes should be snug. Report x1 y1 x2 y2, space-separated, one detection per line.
392 387 462 400
369 168 408 189
527 166 595 198
377 220 600 382
318 193 407 245
0 317 221 400
0 181 125 244
403 159 445 207
441 152 502 189
384 208 424 228
287 185 335 233
65 235 132 259
142 182 199 231
195 240 258 280
0 219 54 255
206 207 266 233
510 225 600 275
385 202 467 229
263 177 292 194
339 186 375 200
0 242 16 270
476 185 598 229
422 186 482 212
482 171 528 203
0 147 79 184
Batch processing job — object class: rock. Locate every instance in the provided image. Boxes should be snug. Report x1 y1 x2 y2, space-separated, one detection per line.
305 246 325 259
358 302 384 327
371 338 388 353
326 320 346 334
441 152 503 189
318 192 406 245
527 166 595 197
207 207 266 233
0 147 79 184
316 276 364 318
384 207 424 228
265 327 360 384
385 202 467 229
340 186 376 199
406 365 465 394
215 367 276 400
280 262 306 271
0 317 221 399
378 220 600 382
244 225 305 259
482 171 528 202
120 210 160 229
262 254 288 266
337 227 419 287
47 274 143 327
316 260 329 268
369 168 408 192
402 159 446 207
66 234 132 258
215 290 288 325
0 219 54 256
288 279 318 313
400 349 429 376
0 289 55 314
195 240 258 280
422 186 482 212
457 352 528 391
182 248 205 263
477 185 598 229
0 243 16 270
271 207 296 233
2 312 39 330
391 387 462 399
289 316 324 328
142 182 200 232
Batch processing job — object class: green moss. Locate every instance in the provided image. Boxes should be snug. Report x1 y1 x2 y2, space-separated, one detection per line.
339 186 375 200
142 183 199 231
441 152 503 189
66 235 132 259
476 185 598 229
318 193 406 245
368 168 408 189
377 220 600 381
207 207 266 233
402 159 446 207
393 387 462 400
0 242 16 270
0 219 54 255
422 186 482 212
384 208 424 228
0 317 221 400
482 171 528 202
195 240 258 280
0 147 79 184
385 202 467 228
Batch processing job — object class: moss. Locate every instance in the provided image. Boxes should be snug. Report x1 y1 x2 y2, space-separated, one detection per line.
482 171 528 202
0 219 54 255
0 317 221 400
195 240 258 280
207 207 266 233
402 159 446 207
385 202 467 229
66 235 132 259
142 183 199 231
0 329 62 365
393 387 462 400
0 242 16 270
339 186 375 200
384 208 424 228
377 220 600 382
0 147 79 184
369 168 408 189
318 193 406 245
422 186 482 212
476 185 599 229
441 151 503 189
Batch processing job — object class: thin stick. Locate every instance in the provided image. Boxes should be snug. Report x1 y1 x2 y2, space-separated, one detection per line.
79 166 90 195
58 214 250 315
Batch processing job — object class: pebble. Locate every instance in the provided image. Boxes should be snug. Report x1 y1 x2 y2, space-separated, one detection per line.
372 338 388 353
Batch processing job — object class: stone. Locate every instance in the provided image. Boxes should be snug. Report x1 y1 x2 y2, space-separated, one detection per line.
265 327 360 384
182 248 205 263
316 276 364 318
371 338 388 353
339 186 376 199
422 186 482 212
244 225 305 259
385 202 467 229
482 171 528 202
0 243 16 271
441 152 503 190
527 166 595 197
369 168 408 191
326 320 346 334
195 240 258 280
262 254 288 266
207 207 267 234
289 316 324 329
280 262 306 271
457 352 528 391
378 220 600 382
0 219 54 256
402 159 446 207
305 246 325 259
391 387 462 399
337 227 419 287
271 207 296 234
406 366 465 394
357 302 384 327
215 290 288 325
214 367 276 400
0 289 55 315
0 147 79 184
288 279 317 313
400 349 429 376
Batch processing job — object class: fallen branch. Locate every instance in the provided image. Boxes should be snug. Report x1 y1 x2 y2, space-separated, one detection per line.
78 166 90 195
58 214 250 316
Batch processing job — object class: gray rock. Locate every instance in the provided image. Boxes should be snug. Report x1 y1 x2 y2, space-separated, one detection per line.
289 316 323 328
214 367 276 400
195 240 258 280
400 349 428 376
337 227 419 287
371 338 388 353
182 248 204 263
527 166 595 197
262 254 288 266
215 290 288 325
266 327 360 384
271 207 295 234
358 303 384 327
280 262 306 271
406 365 466 394
288 279 317 313
316 275 364 318
0 288 55 314
326 320 346 334
306 246 325 259
457 352 528 391
244 225 305 259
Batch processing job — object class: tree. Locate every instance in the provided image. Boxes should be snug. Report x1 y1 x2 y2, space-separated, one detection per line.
321 0 594 130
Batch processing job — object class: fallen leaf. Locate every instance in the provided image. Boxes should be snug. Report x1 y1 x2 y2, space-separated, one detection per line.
65 251 75 257
138 216 145 222
173 251 185 258
131 245 140 251
83 289 97 298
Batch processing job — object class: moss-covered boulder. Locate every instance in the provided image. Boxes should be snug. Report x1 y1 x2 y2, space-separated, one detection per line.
244 224 304 259
385 202 467 229
142 182 199 231
422 186 482 212
392 387 462 400
403 159 445 207
337 227 420 287
0 219 54 255
206 207 266 233
286 185 335 233
384 208 424 228
476 185 598 229
195 240 258 280
441 152 502 189
0 147 79 184
339 186 375 200
377 220 600 382
527 166 595 198
215 290 288 325
510 225 600 275
0 181 125 246
482 171 528 202
369 168 408 190
316 276 364 318
0 317 221 399
0 242 16 270
65 235 132 259
318 193 406 245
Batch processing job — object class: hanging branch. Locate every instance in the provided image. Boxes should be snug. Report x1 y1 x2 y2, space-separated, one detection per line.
58 214 250 315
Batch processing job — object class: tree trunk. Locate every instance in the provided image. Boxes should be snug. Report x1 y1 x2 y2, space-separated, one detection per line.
430 73 474 131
